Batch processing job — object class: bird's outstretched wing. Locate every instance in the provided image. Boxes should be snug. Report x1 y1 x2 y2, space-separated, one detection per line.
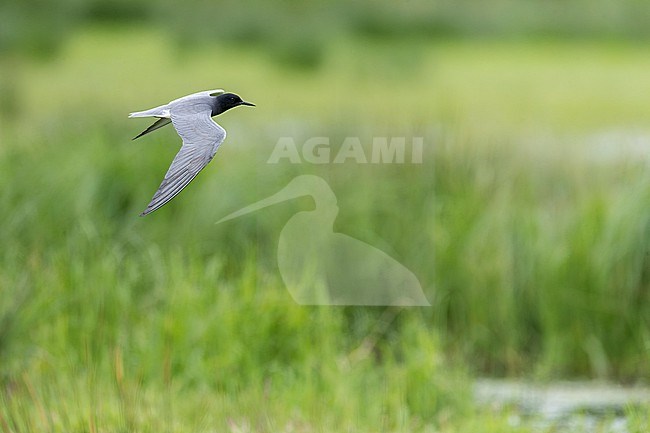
140 99 226 216
132 117 172 140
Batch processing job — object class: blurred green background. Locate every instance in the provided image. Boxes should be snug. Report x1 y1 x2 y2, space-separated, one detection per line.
1 0 650 431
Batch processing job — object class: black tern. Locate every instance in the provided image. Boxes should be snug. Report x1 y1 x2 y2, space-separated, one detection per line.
129 89 254 216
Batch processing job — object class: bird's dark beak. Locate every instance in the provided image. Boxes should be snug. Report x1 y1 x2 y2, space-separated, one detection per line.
240 101 255 107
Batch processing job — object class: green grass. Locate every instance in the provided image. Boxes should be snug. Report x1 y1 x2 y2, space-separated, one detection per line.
1 26 650 431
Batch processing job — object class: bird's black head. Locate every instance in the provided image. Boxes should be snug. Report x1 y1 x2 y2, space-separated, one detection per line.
213 92 255 115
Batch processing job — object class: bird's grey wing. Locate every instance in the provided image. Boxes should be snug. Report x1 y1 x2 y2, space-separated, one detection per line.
132 117 172 140
140 100 225 216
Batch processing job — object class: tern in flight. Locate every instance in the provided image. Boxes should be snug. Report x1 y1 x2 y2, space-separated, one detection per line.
129 89 254 216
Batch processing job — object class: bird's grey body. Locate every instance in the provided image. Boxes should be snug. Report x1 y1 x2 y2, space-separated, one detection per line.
129 89 253 216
